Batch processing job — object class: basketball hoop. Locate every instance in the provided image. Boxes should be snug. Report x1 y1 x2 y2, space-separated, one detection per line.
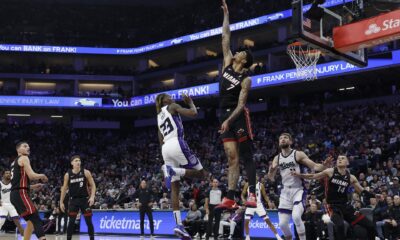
287 42 321 81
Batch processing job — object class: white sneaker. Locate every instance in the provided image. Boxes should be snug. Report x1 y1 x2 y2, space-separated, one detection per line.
194 233 200 239
228 235 233 240
245 235 250 240
201 233 207 239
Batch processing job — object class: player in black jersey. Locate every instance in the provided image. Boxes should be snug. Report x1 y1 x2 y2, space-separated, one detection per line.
293 155 376 239
60 155 96 240
10 141 48 240
217 0 256 210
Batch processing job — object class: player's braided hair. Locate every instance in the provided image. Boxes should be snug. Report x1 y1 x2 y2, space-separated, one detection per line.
156 93 168 113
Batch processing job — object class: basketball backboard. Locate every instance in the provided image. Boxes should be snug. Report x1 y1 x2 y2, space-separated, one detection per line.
291 0 368 67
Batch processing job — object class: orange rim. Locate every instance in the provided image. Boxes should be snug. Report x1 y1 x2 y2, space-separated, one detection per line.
287 42 321 55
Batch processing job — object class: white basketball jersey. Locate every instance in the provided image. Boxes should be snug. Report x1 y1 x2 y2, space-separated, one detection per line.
0 181 12 204
278 150 303 188
248 182 263 205
157 105 184 142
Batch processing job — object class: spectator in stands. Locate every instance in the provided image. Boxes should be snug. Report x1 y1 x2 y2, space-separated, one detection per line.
384 195 400 239
183 203 202 237
218 207 244 240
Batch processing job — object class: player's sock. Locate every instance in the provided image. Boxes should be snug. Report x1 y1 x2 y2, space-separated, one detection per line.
173 210 182 225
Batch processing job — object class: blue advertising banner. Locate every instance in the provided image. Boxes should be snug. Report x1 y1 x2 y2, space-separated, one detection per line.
0 0 350 55
108 53 400 109
248 211 294 238
106 83 219 108
0 96 102 107
80 210 292 238
80 210 187 235
252 57 400 89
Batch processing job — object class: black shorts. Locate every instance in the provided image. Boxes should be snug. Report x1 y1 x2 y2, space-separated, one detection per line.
10 189 37 220
68 197 92 217
219 107 253 143
327 204 365 226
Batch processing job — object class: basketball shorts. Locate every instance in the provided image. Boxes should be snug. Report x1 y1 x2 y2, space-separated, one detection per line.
0 203 19 218
219 107 253 143
10 189 37 220
69 197 92 217
162 137 203 182
245 202 268 220
278 187 306 214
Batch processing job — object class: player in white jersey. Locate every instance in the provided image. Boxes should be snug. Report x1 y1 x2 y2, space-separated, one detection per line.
241 176 282 240
0 170 24 236
156 93 207 240
268 133 332 240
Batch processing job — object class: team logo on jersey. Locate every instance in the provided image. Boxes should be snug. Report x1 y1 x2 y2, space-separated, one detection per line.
223 72 240 90
1 188 11 194
279 161 296 171
236 128 245 137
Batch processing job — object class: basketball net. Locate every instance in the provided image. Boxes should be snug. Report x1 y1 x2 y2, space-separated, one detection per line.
287 42 321 81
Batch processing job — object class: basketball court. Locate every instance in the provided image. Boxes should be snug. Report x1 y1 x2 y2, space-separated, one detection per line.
1 234 179 240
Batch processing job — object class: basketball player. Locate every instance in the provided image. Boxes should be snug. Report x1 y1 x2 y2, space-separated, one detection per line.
218 0 256 209
156 93 207 239
60 155 96 240
10 141 48 240
0 170 25 236
241 175 282 240
292 155 376 240
267 133 332 240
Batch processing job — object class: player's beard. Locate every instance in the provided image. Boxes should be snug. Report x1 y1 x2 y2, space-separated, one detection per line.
279 143 290 149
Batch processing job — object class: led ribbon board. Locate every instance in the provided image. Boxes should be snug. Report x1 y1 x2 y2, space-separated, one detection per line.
0 0 351 55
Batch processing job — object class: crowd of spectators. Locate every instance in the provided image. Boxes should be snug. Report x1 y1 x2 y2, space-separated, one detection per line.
0 0 290 47
0 99 399 237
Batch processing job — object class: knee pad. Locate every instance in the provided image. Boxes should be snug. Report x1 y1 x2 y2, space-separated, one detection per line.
26 212 45 238
278 212 292 237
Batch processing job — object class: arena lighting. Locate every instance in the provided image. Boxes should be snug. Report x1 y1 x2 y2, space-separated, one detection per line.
346 86 355 90
51 115 63 118
0 0 353 55
7 113 31 117
244 39 255 47
26 82 56 88
205 49 217 57
148 59 159 68
258 98 264 102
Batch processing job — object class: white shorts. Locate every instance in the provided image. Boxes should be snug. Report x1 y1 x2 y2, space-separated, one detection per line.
245 202 268 220
0 203 19 218
278 187 306 214
162 137 203 182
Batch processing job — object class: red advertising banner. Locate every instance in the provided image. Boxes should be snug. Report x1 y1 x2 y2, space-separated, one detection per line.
333 10 400 53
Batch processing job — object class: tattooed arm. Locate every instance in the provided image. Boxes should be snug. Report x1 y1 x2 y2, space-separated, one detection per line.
219 77 251 134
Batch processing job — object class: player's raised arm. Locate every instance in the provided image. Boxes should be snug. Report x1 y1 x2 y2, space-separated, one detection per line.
221 0 233 69
169 94 198 118
292 168 333 180
297 151 333 172
267 156 279 181
20 156 48 181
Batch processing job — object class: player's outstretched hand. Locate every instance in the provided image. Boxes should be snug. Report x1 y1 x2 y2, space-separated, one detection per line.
40 174 48 183
221 0 229 15
290 171 300 177
182 93 193 105
323 155 334 167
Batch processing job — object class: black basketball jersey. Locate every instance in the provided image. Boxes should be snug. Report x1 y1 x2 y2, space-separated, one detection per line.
326 167 351 204
11 156 30 190
68 168 88 198
219 64 248 109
